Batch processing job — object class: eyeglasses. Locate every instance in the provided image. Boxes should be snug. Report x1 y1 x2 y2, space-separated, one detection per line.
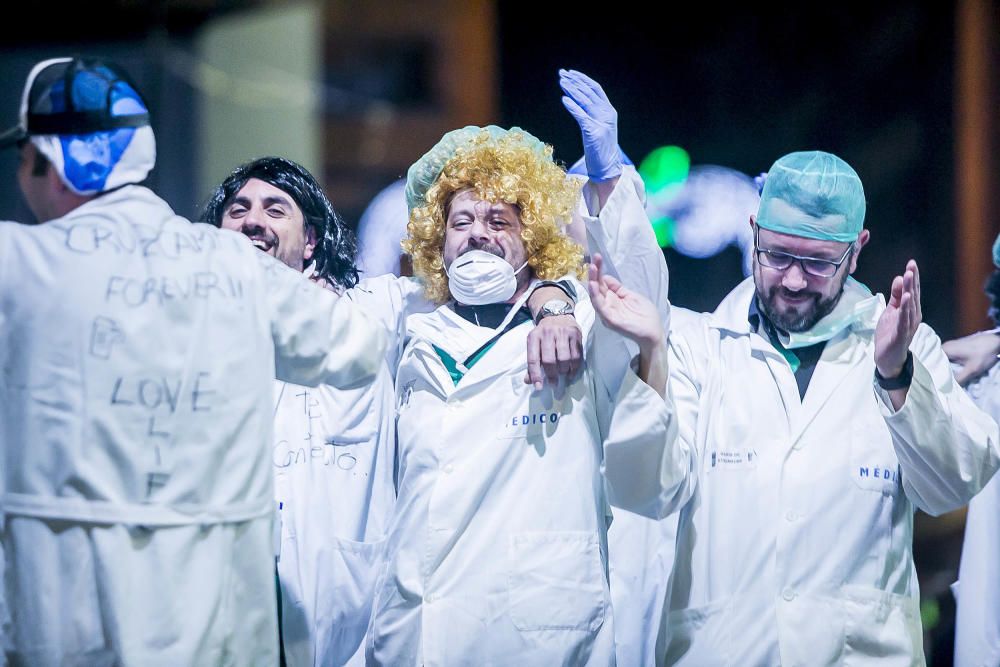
753 225 853 278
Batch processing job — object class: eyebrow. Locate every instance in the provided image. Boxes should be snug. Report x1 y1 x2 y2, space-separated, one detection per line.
760 237 849 261
228 194 294 210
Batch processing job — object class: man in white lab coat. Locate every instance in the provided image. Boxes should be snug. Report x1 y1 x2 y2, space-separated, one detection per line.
945 234 1000 667
204 156 587 666
366 124 680 666
0 57 384 667
652 150 1000 665
203 156 423 667
556 68 679 667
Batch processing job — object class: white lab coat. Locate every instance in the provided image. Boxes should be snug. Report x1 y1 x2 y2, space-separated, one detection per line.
0 186 383 667
578 167 680 667
273 274 430 667
954 362 1000 667
658 276 1000 666
366 280 677 666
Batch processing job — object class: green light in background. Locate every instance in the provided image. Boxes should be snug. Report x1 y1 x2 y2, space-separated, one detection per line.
920 598 940 631
650 216 675 249
639 145 690 197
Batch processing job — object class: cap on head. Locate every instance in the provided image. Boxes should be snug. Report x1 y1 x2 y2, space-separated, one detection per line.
404 125 546 213
992 232 1000 269
756 150 865 243
0 57 156 195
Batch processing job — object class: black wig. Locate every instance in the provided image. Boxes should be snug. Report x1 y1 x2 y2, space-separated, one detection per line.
202 156 359 290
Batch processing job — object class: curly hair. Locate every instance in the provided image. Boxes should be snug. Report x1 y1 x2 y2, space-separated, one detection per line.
201 156 359 290
403 130 585 304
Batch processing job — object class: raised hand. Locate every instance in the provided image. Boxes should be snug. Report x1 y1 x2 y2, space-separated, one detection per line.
588 254 664 349
875 259 922 379
559 69 621 181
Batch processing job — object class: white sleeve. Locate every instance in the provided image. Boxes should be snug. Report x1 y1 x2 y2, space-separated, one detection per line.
0 226 8 655
581 166 671 330
595 307 700 521
955 462 1000 667
258 251 385 389
876 323 1000 515
0 224 8 367
345 275 434 374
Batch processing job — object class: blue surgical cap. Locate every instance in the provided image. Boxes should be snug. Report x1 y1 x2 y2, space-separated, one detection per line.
992 232 1000 269
756 150 865 243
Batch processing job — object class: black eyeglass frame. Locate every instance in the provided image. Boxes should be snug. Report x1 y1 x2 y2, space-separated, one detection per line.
752 224 854 278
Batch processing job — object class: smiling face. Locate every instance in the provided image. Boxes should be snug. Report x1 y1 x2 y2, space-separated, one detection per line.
752 218 868 332
442 189 528 269
220 177 316 271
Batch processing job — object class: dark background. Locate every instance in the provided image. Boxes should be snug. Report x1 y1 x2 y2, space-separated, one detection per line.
0 4 993 664
499 1 958 322
0 2 967 332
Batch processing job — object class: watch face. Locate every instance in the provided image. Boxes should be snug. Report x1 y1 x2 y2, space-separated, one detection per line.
542 300 573 316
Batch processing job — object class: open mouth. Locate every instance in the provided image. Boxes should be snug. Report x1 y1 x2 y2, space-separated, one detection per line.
248 236 275 253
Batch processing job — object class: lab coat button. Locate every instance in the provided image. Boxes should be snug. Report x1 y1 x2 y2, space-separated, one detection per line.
785 510 797 522
781 587 796 601
444 464 454 474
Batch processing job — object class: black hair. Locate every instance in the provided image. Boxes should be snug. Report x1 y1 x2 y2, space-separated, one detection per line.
986 269 1000 326
202 156 359 289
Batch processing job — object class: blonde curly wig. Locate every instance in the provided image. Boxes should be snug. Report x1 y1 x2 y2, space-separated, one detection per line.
403 128 585 304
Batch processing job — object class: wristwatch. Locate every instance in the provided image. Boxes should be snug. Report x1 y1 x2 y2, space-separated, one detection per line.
534 299 575 324
875 351 914 390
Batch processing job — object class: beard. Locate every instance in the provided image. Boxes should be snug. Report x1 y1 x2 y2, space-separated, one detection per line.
755 271 849 333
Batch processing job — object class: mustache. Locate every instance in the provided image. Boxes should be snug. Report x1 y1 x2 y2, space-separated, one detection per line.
772 287 818 302
461 243 504 259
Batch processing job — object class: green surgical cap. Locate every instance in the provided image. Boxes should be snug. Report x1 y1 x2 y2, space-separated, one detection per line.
404 125 547 213
756 150 865 243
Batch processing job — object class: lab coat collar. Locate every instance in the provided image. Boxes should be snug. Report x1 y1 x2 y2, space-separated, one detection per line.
59 184 169 224
708 276 882 338
404 280 538 397
707 278 759 342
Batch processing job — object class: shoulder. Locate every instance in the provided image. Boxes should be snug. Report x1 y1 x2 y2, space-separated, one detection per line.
348 274 424 306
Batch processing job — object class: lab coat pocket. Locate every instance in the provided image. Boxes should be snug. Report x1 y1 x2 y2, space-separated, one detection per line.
507 531 608 632
850 414 901 495
663 597 731 665
320 535 388 663
841 585 922 665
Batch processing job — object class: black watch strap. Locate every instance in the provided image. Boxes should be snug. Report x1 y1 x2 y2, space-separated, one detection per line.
875 351 914 390
535 279 577 302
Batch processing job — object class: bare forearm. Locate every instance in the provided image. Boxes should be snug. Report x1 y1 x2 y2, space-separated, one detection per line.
637 337 668 399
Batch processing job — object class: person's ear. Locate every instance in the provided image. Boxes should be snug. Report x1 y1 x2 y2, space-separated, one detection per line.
47 162 67 193
303 224 318 262
848 229 870 273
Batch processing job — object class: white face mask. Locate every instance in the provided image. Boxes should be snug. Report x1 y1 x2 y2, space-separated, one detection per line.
447 249 528 305
778 278 881 349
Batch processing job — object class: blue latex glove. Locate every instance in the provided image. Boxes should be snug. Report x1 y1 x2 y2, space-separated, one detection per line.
567 151 633 177
753 171 768 195
559 69 621 181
